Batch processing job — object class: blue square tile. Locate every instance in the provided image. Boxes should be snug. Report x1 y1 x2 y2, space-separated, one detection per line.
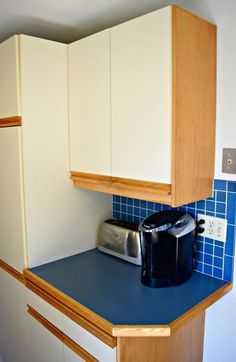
113 211 118 219
196 252 204 262
204 264 212 275
188 202 196 208
163 205 171 211
197 235 204 242
196 241 204 252
134 216 140 224
141 208 147 217
214 180 227 191
223 255 234 282
216 202 226 214
216 191 226 202
121 196 126 204
213 256 223 268
213 267 223 279
154 203 162 211
140 200 146 208
179 207 187 213
195 262 203 272
114 203 120 212
205 237 213 244
214 246 224 258
205 243 213 254
127 206 133 214
121 204 126 213
227 192 236 225
127 198 133 205
134 207 140 216
228 181 236 192
207 191 216 201
197 200 206 210
225 225 235 256
216 213 225 219
206 201 215 212
206 211 215 217
204 254 213 265
215 240 224 247
134 199 140 207
147 201 154 210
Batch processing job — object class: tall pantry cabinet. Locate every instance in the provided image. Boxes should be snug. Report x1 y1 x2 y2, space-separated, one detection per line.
0 35 111 362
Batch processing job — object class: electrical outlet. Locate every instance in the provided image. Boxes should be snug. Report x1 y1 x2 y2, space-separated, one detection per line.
197 214 227 242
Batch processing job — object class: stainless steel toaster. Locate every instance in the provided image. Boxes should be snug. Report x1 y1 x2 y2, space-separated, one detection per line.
97 219 141 265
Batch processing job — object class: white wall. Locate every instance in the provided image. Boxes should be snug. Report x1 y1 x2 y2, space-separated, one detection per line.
181 1 236 361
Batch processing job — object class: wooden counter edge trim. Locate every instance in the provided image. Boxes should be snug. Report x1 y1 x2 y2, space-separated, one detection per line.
28 306 98 362
24 269 114 337
0 116 21 127
26 279 116 348
169 282 233 334
112 325 171 337
0 259 25 284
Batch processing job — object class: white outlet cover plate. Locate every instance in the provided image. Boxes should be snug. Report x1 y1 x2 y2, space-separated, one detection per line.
197 214 227 243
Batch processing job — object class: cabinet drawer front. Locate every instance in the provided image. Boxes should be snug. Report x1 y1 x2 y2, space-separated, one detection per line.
27 289 116 362
27 289 64 331
62 314 116 362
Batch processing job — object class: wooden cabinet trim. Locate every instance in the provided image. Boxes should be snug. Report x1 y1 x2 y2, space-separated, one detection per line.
171 6 216 207
70 171 172 204
0 116 21 127
28 306 98 362
117 312 205 362
0 258 25 284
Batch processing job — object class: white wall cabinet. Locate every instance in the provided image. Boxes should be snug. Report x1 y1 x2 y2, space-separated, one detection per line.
111 7 172 184
0 36 21 119
70 6 216 207
0 35 111 272
69 29 111 176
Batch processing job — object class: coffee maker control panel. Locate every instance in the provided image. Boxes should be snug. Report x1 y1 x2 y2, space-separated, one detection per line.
168 214 196 238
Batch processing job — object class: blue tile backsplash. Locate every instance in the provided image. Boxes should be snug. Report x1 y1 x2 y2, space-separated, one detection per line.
113 179 236 282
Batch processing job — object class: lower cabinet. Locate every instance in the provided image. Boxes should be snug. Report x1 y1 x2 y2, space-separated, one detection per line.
28 315 64 362
27 289 116 362
0 268 30 362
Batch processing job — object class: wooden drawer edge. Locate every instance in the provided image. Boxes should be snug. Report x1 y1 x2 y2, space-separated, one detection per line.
28 305 98 362
0 116 21 127
24 269 116 348
0 258 25 284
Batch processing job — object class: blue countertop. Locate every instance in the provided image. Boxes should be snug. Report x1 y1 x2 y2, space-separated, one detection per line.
30 249 227 325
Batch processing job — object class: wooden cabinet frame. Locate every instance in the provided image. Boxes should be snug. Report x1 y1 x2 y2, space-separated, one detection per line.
70 6 216 207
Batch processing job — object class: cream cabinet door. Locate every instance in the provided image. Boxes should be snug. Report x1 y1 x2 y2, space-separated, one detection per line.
64 345 84 362
0 35 21 118
0 127 26 272
28 315 64 362
0 268 30 362
111 7 172 184
68 29 111 175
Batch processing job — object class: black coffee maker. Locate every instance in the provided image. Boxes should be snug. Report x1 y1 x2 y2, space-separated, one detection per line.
139 210 196 288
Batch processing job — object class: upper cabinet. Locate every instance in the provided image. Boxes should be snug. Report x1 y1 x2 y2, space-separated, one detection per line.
0 35 112 273
0 35 21 125
68 30 111 178
70 6 216 207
